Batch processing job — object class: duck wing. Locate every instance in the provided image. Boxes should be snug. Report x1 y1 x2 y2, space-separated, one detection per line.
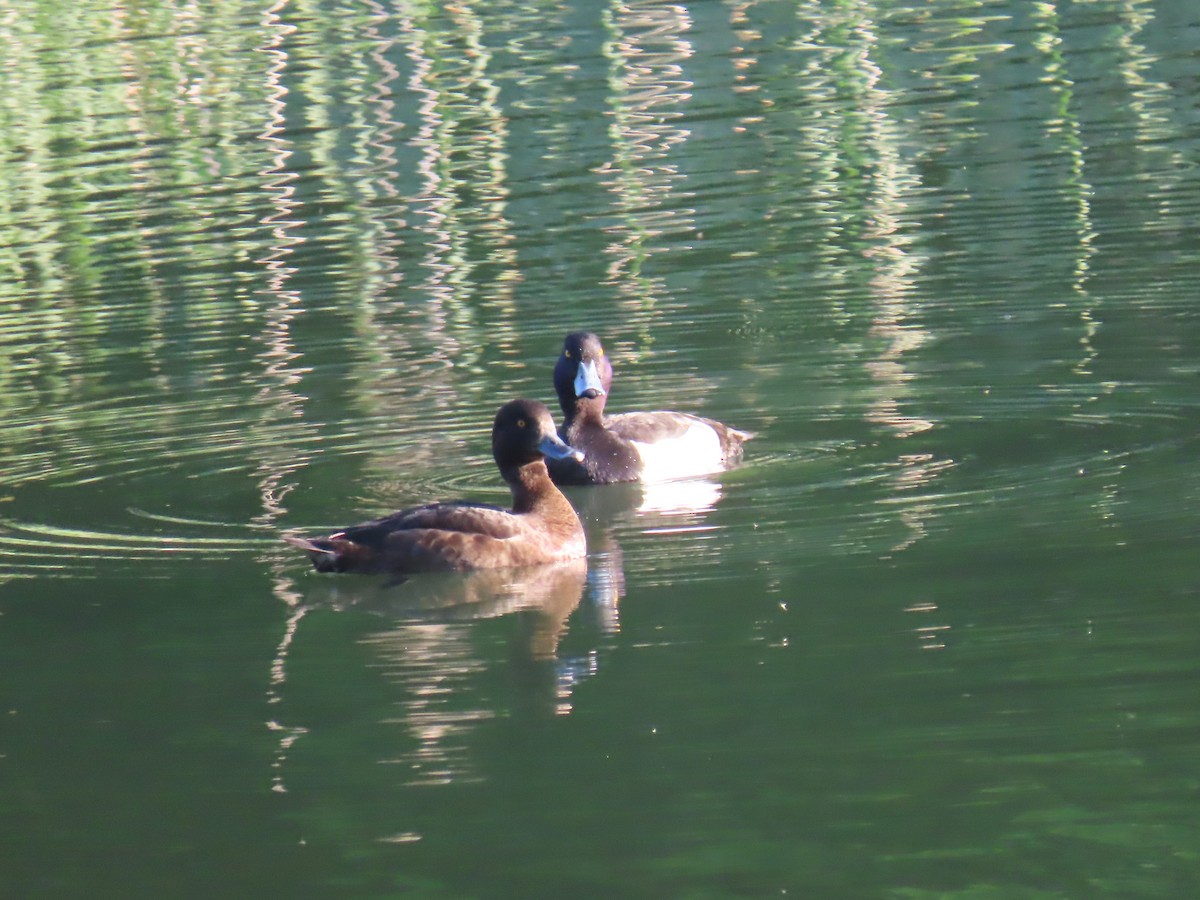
606 410 698 442
343 501 522 542
287 501 527 574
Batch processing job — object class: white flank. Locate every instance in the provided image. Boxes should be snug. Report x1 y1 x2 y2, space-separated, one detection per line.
630 421 724 481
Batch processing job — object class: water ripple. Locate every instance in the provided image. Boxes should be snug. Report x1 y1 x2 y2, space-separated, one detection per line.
0 516 272 580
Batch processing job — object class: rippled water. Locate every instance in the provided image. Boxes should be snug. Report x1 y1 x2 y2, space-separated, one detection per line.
3 0 1199 896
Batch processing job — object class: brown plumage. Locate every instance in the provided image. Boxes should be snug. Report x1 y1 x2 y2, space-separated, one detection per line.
283 399 587 574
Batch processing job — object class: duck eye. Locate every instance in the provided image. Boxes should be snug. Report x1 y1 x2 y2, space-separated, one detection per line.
517 419 527 429
563 350 572 360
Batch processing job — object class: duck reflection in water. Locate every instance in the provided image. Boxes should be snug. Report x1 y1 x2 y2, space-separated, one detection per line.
564 474 726 635
304 558 591 707
274 558 595 792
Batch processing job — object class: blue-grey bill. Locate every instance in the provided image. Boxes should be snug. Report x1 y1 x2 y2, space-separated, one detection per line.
573 359 606 398
539 433 585 463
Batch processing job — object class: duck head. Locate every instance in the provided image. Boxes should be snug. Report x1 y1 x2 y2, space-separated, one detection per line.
553 331 613 420
493 398 584 477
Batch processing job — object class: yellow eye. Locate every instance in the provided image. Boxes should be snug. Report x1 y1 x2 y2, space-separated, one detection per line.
517 419 527 428
563 350 572 360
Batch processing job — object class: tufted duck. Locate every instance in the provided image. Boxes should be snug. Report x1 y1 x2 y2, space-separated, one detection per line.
284 399 587 573
547 331 753 485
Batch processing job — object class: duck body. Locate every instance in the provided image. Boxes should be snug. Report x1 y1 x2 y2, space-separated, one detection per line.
285 399 586 574
547 331 753 486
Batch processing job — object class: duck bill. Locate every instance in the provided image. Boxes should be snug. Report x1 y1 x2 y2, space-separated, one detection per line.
539 433 585 463
573 359 606 399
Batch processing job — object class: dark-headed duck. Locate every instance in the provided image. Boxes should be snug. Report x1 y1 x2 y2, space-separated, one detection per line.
547 331 753 485
284 399 587 574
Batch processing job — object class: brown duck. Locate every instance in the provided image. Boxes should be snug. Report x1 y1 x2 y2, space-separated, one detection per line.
284 399 587 574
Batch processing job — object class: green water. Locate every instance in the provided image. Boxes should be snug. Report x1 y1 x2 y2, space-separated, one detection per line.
2 0 1199 896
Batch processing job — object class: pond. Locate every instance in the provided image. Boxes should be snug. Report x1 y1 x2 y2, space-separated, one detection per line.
2 0 1199 896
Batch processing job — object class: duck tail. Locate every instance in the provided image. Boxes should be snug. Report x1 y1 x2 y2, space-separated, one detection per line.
718 424 755 460
282 534 345 572
730 426 756 443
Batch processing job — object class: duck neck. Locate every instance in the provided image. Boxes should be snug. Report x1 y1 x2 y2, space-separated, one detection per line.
567 396 606 429
505 459 570 516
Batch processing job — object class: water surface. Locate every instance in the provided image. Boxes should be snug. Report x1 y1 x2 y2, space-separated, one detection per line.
2 0 1199 896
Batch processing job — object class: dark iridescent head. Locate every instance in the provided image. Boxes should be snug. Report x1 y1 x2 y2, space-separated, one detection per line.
492 398 583 474
553 331 613 419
